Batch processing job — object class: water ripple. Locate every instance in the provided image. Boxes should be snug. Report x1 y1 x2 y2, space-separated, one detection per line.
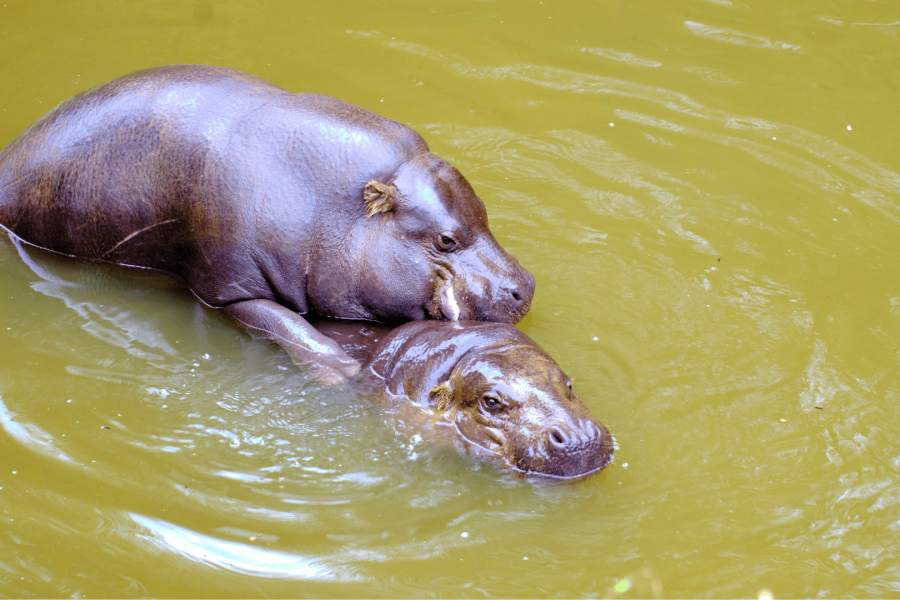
130 513 366 581
384 40 900 217
684 21 801 51
580 47 662 67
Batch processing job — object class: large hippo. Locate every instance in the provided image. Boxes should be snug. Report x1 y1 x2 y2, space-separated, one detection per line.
0 65 534 382
313 319 614 481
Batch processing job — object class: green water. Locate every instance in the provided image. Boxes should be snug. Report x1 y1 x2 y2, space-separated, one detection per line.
1 0 899 597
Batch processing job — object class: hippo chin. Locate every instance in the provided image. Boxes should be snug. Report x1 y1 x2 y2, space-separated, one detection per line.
358 320 614 481
0 65 534 383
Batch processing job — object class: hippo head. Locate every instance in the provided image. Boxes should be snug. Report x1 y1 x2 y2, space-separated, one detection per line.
313 153 535 324
428 343 614 481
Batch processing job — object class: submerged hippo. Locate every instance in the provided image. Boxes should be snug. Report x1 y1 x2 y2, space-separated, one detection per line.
0 65 534 382
314 319 614 481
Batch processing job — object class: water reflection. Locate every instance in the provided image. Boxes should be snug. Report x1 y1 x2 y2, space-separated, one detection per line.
130 513 363 581
0 394 77 466
10 234 186 370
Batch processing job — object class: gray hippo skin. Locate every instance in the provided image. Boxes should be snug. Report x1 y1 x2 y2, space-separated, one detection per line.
346 320 614 481
0 65 535 382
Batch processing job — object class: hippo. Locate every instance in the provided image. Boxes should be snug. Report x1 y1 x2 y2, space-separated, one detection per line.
313 319 614 481
0 65 534 382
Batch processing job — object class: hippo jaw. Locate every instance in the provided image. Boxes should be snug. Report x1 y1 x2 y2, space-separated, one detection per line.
449 418 613 481
447 398 614 481
504 417 614 480
429 346 614 481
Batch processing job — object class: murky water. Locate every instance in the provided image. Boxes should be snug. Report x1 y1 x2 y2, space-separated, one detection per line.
2 0 899 597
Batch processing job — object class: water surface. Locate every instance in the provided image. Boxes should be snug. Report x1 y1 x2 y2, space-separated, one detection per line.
1 0 899 597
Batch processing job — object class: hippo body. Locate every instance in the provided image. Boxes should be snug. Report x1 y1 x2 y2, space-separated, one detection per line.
341 320 614 481
0 65 534 382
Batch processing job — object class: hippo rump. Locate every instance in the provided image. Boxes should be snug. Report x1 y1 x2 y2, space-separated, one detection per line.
322 320 614 481
0 65 534 382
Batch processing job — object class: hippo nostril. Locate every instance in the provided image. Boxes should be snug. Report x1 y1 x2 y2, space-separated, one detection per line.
549 428 568 448
511 290 523 302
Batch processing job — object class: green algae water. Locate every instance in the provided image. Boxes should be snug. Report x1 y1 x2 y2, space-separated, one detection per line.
1 0 899 597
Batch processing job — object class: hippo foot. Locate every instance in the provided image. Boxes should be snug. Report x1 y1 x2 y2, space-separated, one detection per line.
303 353 362 385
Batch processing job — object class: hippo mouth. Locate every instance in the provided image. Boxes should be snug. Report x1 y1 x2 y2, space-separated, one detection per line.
506 295 532 325
450 419 614 482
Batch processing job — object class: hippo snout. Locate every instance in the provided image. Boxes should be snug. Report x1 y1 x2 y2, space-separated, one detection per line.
547 421 603 459
507 268 536 308
479 261 535 323
517 418 614 480
510 269 535 306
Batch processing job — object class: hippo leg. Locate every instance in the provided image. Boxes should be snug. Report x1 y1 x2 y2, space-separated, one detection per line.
222 299 361 384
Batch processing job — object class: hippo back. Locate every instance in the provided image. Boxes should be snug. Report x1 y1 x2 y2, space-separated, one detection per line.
0 65 428 310
363 320 535 404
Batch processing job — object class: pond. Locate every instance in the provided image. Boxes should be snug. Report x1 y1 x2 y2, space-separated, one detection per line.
1 0 899 597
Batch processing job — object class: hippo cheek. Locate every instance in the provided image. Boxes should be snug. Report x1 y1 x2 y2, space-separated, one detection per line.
510 416 614 480
350 243 437 322
452 415 509 457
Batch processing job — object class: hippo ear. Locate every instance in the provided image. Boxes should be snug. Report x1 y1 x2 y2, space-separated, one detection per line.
429 381 453 411
363 180 396 217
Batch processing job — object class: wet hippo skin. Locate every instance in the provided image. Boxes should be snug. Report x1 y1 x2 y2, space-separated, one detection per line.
312 319 615 481
0 65 535 383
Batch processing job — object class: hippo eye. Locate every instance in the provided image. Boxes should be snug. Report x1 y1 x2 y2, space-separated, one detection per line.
436 233 458 252
481 394 503 413
566 380 572 391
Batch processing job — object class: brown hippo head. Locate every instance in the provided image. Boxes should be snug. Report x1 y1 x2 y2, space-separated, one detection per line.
365 321 614 481
316 153 535 325
429 344 613 480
